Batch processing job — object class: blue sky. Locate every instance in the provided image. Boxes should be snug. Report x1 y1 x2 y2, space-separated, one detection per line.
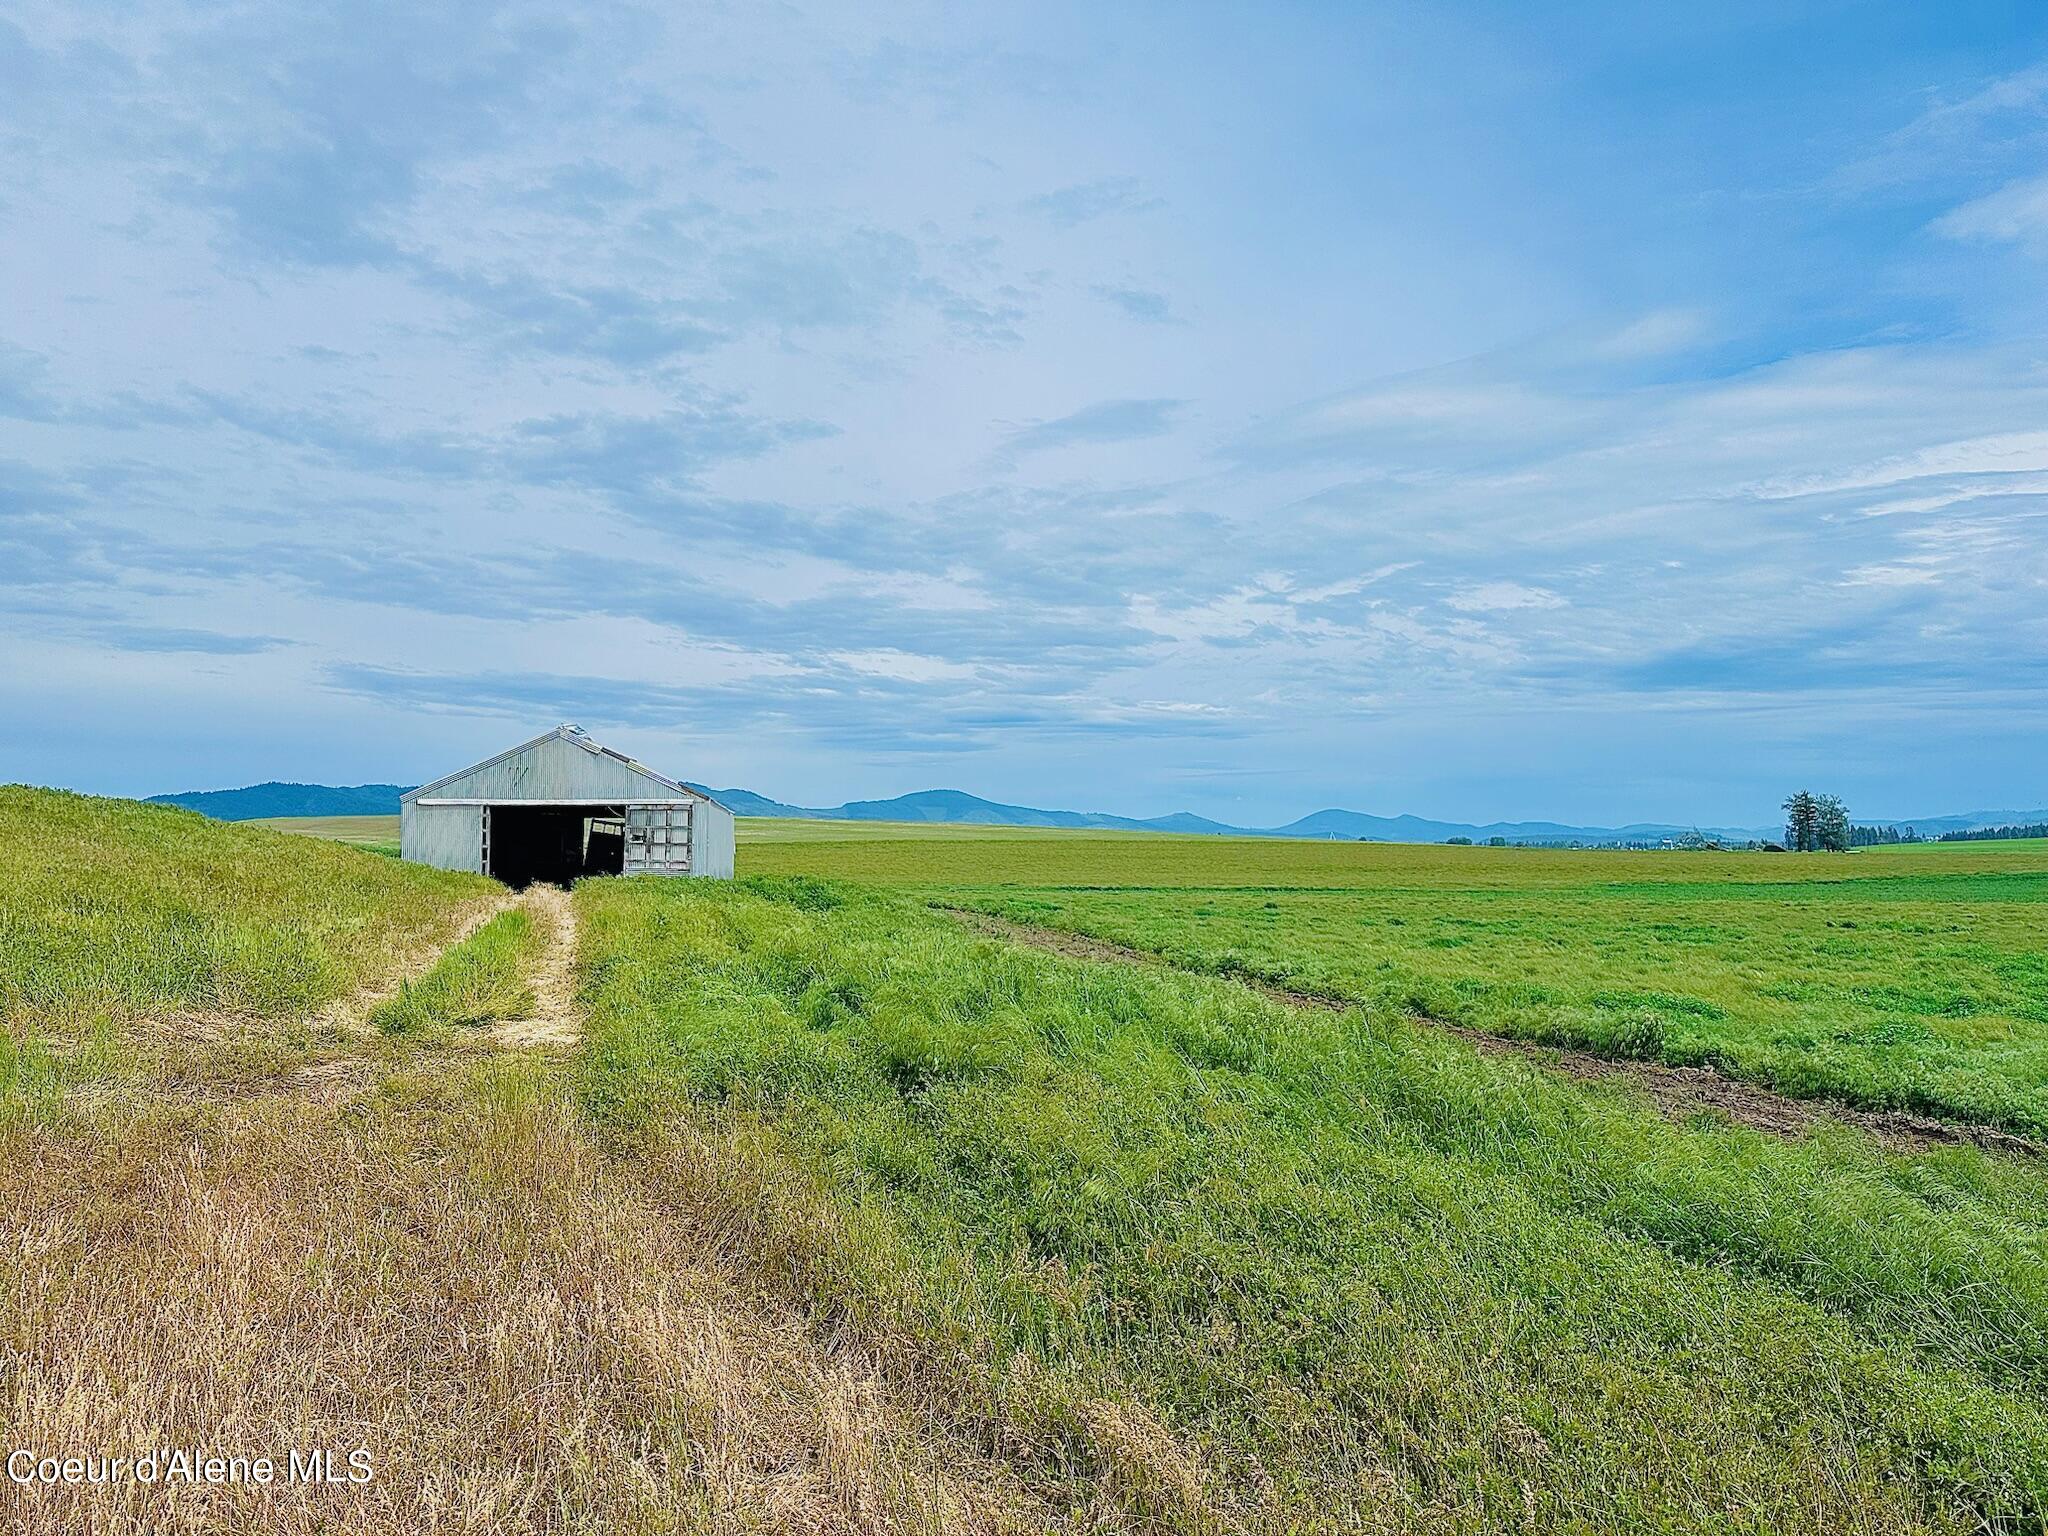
4 2 2047 825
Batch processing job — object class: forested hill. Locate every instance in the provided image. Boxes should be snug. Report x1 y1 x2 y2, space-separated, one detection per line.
147 782 414 819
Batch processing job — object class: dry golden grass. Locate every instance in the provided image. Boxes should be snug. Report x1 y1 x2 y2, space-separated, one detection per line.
0 1052 1046 1536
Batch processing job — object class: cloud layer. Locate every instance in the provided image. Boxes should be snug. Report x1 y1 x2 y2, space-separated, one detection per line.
3 4 2047 824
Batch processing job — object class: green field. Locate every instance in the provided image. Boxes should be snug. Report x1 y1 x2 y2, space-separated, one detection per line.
741 826 2048 1138
249 812 402 854
11 795 2048 1532
742 818 2048 884
575 873 2048 1531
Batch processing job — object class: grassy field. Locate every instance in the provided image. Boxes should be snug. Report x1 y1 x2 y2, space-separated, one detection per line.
730 824 2048 1137
740 818 2048 883
250 812 402 854
16 799 2048 1531
575 874 2048 1532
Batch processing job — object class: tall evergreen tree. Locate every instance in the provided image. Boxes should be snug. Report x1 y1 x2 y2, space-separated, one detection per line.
1783 790 1820 852
1782 790 1850 852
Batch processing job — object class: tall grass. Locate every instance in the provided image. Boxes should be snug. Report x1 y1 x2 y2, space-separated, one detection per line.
0 793 1038 1529
933 863 2048 1134
575 875 2048 1533
0 787 490 1031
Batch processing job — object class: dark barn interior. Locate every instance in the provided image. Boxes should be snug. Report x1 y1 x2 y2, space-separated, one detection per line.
486 805 625 888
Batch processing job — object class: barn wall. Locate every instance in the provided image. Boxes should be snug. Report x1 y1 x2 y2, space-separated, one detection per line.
400 803 484 873
692 799 736 879
420 733 694 803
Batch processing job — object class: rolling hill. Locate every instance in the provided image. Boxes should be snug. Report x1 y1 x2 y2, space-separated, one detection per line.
147 781 414 819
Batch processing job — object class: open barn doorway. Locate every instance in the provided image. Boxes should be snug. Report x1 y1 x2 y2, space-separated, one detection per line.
485 804 625 888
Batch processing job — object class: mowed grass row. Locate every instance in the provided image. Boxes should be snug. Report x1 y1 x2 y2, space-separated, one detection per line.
574 875 2048 1535
0 788 491 1031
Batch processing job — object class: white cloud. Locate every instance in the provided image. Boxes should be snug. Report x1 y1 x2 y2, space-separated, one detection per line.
1833 60 2048 194
1286 563 1418 604
1128 587 1285 644
1841 561 1944 588
1316 382 1572 432
1445 582 1566 612
1596 308 1709 360
1856 473 2048 517
1752 430 2048 501
1932 173 2048 248
827 649 980 683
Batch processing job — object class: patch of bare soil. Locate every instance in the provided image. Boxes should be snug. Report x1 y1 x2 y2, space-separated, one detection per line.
490 884 582 1050
940 907 2046 1160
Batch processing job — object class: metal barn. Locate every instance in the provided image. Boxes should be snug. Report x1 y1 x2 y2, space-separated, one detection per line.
400 724 735 887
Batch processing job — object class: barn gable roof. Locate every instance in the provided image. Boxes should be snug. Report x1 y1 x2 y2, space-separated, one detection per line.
402 725 725 808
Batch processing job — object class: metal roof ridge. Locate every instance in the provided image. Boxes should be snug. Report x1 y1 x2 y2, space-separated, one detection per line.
401 723 723 807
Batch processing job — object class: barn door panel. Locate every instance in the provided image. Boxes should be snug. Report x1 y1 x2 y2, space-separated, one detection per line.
624 803 694 874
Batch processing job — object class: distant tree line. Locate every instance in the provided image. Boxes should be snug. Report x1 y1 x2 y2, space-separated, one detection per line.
1783 791 1851 852
1423 800 2036 853
1937 822 2048 842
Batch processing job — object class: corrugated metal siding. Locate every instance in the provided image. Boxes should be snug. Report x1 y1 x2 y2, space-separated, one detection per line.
692 800 737 879
401 803 484 873
417 733 694 803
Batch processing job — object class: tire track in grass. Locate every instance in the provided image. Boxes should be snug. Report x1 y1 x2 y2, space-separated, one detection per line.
53 889 521 1110
489 884 582 1050
938 906 2048 1160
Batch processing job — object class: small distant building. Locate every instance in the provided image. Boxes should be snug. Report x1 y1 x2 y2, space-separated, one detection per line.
400 724 735 887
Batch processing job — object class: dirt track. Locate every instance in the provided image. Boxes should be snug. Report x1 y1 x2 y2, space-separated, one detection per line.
490 884 583 1048
940 907 2047 1160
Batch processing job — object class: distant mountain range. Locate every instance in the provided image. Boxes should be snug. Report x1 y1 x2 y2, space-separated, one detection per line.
694 787 1781 844
146 780 2048 847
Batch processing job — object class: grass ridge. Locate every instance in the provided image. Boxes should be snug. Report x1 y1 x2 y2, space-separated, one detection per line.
371 907 538 1035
